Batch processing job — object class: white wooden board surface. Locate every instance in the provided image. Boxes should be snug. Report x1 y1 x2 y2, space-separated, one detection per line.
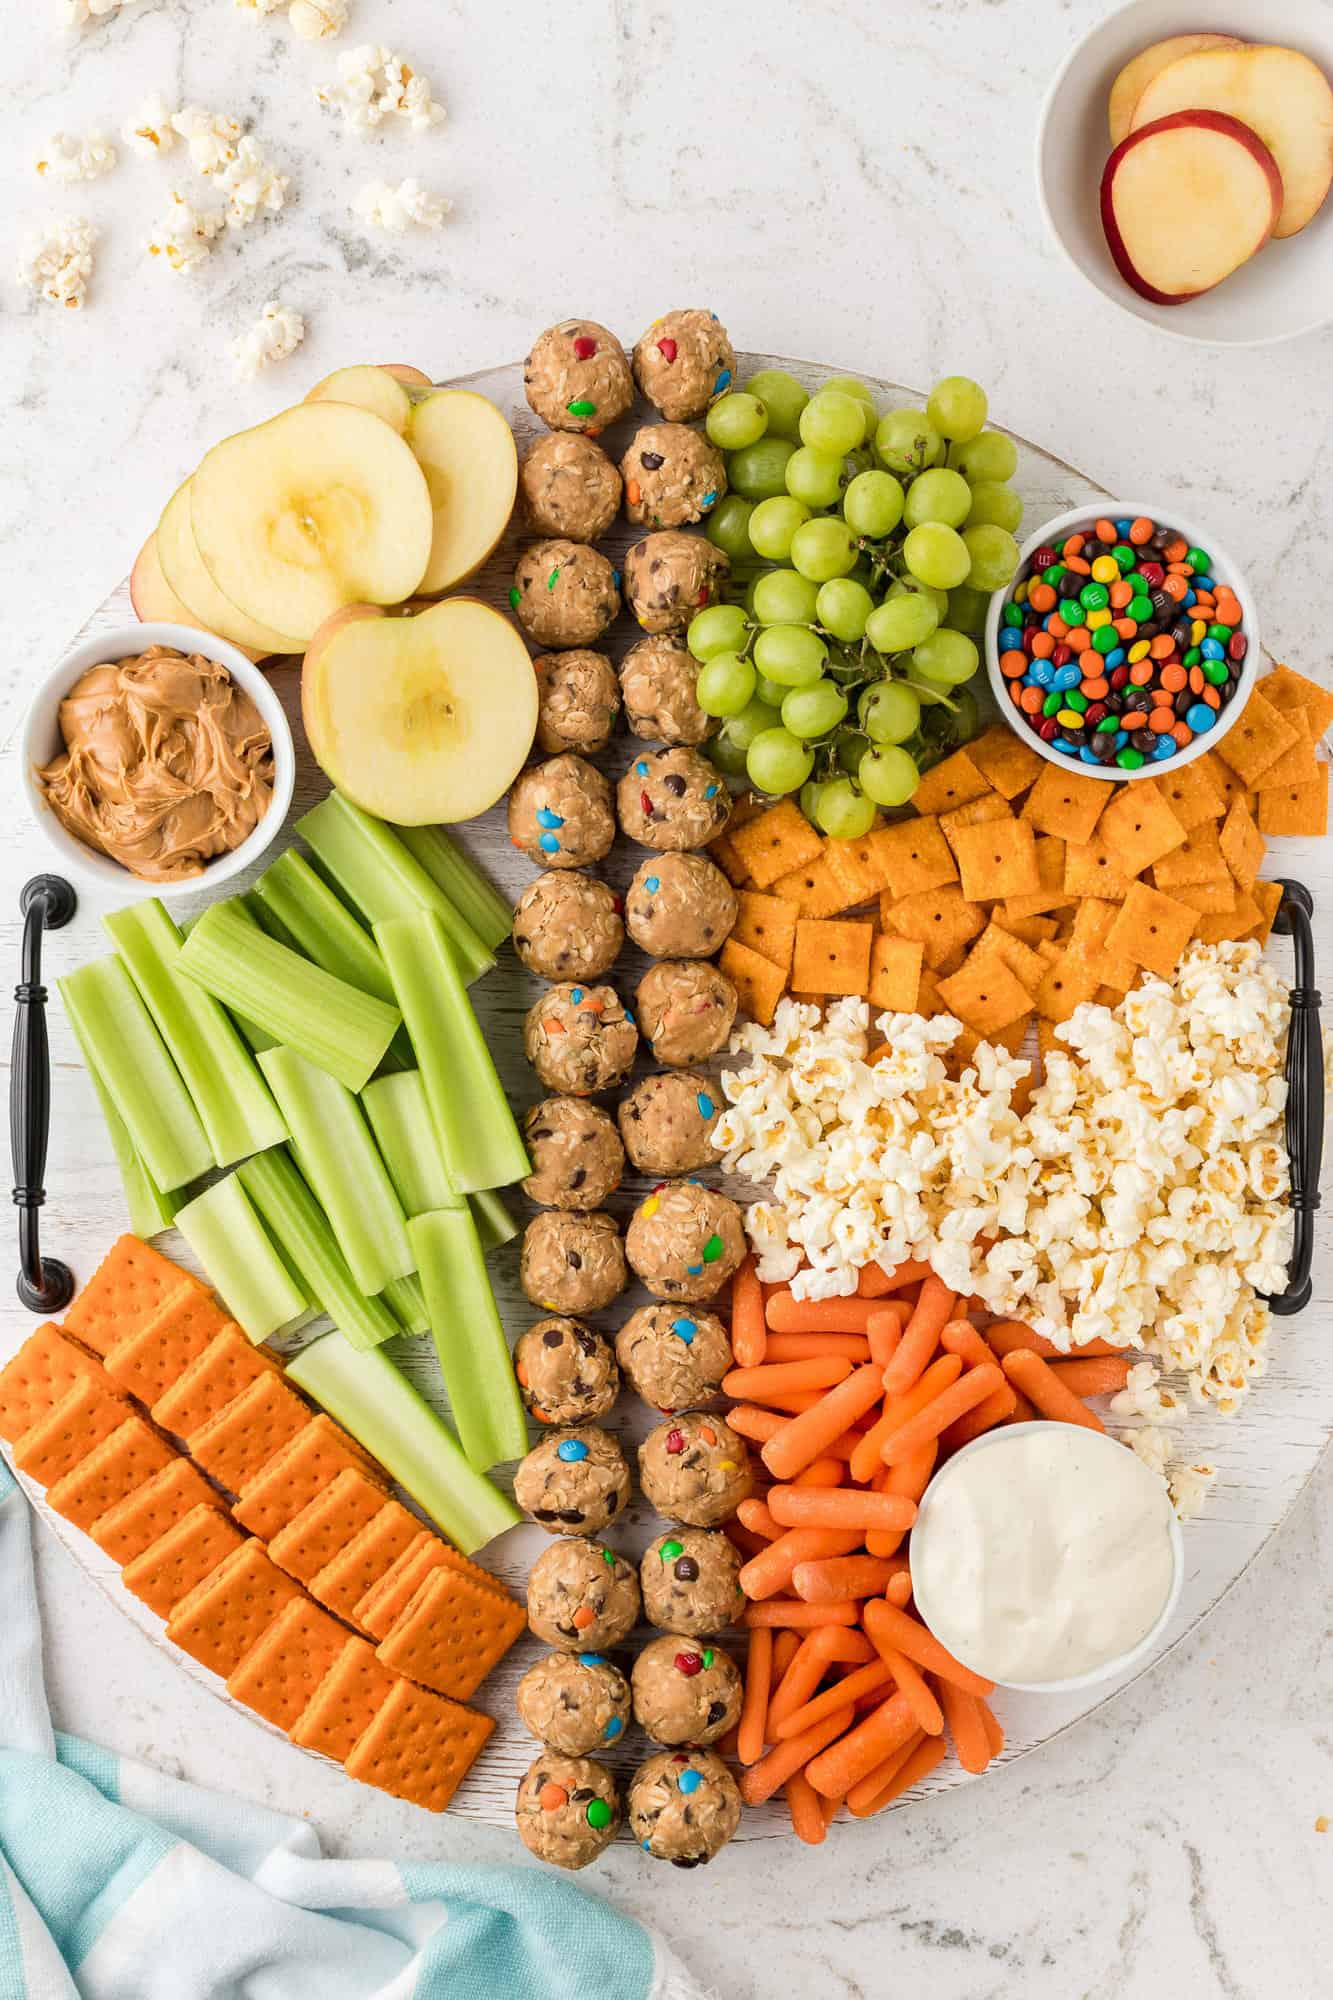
2 355 1329 1838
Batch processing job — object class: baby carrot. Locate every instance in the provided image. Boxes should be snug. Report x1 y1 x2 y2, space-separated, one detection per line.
783 1770 828 1845
723 1518 769 1560
731 1256 767 1369
1001 1349 1106 1432
793 1456 845 1488
939 1381 1018 1453
738 1704 856 1806
875 1258 934 1292
765 1293 882 1334
867 1301 911 1367
939 1319 1003 1372
862 1598 995 1697
879 1362 1006 1465
763 1332 872 1363
938 1678 991 1775
979 1700 1005 1759
737 1626 772 1765
857 1262 898 1298
985 1321 1125 1362
867 1442 938 1558
769 1485 917 1533
886 1568 913 1607
844 1730 925 1816
726 1403 786 1445
881 1277 958 1396
1048 1356 1132 1397
851 1355 962 1483
847 1733 946 1817
768 1624 863 1732
775 1660 893 1741
722 1355 852 1400
736 1497 780 1540
792 1554 905 1605
805 1690 918 1798
1005 1387 1037 1426
739 1527 862 1600
761 1363 887 1482
877 1646 944 1735
744 1599 861 1630
770 1630 801 1696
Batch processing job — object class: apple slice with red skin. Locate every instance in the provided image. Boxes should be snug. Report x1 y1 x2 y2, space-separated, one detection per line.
1102 111 1283 305
1108 34 1245 146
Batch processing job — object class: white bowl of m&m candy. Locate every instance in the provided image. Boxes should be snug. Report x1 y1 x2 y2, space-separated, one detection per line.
984 503 1259 782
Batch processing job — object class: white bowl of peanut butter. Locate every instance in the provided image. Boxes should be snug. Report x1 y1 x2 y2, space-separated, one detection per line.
23 622 295 901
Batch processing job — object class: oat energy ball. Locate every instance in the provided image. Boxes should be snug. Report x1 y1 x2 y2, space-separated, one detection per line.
534 651 620 756
524 319 634 434
512 871 623 981
515 1425 631 1536
619 635 712 747
516 1753 621 1870
520 432 622 542
638 1412 753 1527
527 1536 641 1651
516 1650 631 1756
523 982 637 1096
632 1634 742 1748
627 1182 745 1301
512 540 620 649
637 959 738 1066
523 1097 625 1209
632 310 737 423
625 853 738 959
616 1302 732 1413
621 424 726 530
623 531 729 635
618 1072 721 1178
508 755 615 870
641 1528 745 1634
521 1210 626 1315
628 1749 741 1867
514 1316 620 1426
617 746 732 852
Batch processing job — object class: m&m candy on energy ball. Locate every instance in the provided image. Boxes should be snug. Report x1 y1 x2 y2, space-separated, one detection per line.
998 516 1246 771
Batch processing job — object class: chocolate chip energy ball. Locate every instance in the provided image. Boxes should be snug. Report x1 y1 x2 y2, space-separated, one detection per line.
617 746 731 852
638 1412 752 1527
621 424 726 530
626 1181 746 1302
524 319 633 434
514 1316 619 1426
520 1210 626 1315
516 1651 631 1756
523 983 637 1096
514 1426 631 1536
526 1536 641 1650
512 541 620 649
618 635 712 747
618 1072 721 1178
515 1753 620 1870
623 531 729 635
632 1635 742 1748
615 1303 732 1413
508 755 614 870
512 871 623 981
628 1749 741 1867
636 960 738 1066
625 853 737 959
519 432 622 542
632 311 737 423
641 1528 745 1634
523 1097 625 1209
534 651 620 757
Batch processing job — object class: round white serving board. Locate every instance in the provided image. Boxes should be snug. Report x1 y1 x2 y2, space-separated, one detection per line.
2 356 1329 1838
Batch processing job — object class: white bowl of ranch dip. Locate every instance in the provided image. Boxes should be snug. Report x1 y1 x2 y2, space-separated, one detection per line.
909 1421 1183 1694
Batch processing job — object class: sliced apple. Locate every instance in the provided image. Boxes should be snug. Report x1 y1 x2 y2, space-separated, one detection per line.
1108 34 1245 146
130 530 266 661
380 364 433 386
306 364 421 436
405 389 518 596
1102 112 1282 304
190 403 434 644
157 481 302 655
1131 43 1333 237
302 597 538 823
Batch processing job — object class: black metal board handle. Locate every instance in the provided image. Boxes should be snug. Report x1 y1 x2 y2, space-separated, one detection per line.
10 874 77 1314
1268 879 1322 1316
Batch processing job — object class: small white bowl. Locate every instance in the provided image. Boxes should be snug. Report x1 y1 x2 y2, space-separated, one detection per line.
910 1420 1185 1696
22 620 294 902
984 501 1259 783
1036 0 1333 347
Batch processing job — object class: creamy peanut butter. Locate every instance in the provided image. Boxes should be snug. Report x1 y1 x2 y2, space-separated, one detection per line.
38 644 273 883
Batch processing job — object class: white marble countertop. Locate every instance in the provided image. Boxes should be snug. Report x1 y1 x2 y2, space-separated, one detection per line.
2 1 1331 1993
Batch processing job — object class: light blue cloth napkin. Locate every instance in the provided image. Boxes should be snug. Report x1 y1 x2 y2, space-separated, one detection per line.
0 1462 706 2000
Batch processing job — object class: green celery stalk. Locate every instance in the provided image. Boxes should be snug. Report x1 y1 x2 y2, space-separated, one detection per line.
383 1272 429 1335
212 904 279 1053
360 1069 460 1217
174 1173 308 1340
376 914 529 1194
395 824 513 953
237 1149 398 1351
257 1046 413 1295
103 900 287 1168
59 958 213 1192
469 1187 520 1255
252 850 398 1004
298 792 494 985
179 900 400 1093
407 1207 527 1470
286 1336 520 1553
67 1011 176 1237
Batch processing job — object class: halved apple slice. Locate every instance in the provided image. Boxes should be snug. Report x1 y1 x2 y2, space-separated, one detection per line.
305 363 430 436
1102 111 1283 304
406 389 518 595
156 482 301 655
190 403 434 643
1108 34 1245 146
302 597 538 822
130 530 266 661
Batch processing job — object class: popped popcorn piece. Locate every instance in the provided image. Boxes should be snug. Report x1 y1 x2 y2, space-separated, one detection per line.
60 0 140 30
352 177 450 231
316 44 445 134
1126 1426 1174 1482
145 190 226 273
1111 1361 1183 1427
170 106 243 176
215 136 289 227
1168 1461 1216 1522
230 299 305 379
16 217 96 309
34 131 117 182
289 0 346 37
122 92 179 157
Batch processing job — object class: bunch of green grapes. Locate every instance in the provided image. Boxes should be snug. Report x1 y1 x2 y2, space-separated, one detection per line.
691 370 1023 837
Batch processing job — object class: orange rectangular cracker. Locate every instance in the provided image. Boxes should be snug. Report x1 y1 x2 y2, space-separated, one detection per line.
1195 887 1264 944
1068 899 1138 994
232 1413 383 1542
952 818 1039 904
344 1677 494 1813
226 1596 348 1733
1062 840 1133 901
790 919 874 998
1105 881 1200 980
1193 752 1252 816
1168 876 1236 915
970 919 1047 995
375 1564 526 1701
1155 757 1227 830
1035 950 1103 1025
122 1503 246 1618
1246 879 1284 943
824 828 894 901
1151 822 1230 892
966 725 1044 802
935 953 1034 1038
871 817 959 900
882 884 986 969
90 1457 224 1565
1257 766 1329 837
867 935 924 1016
166 1537 303 1677
1218 799 1265 890
729 891 798 972
63 1237 199 1358
187 1373 313 1496
12 1375 131 1487
728 800 823 890
705 828 750 888
151 1326 280 1440
1095 779 1187 877
103 1288 232 1409
718 938 788 1028
1000 912 1059 946
768 854 853 918
45 1414 177 1534
999 836 1072 922
1020 765 1109 846
309 1500 424 1623
1261 664 1333 741
0 1324 118 1443
938 792 1013 857
1253 707 1320 792
1216 691 1299 787
290 1636 399 1762
356 1538 509 1640
909 748 990 817
267 1467 389 1584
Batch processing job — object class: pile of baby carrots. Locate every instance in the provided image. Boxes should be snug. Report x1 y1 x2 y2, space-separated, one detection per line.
718 1256 1131 1841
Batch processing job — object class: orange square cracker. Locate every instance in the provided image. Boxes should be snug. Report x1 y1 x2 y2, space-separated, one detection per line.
1257 767 1329 838
64 1237 199 1358
1094 779 1187 877
718 939 788 1028
871 817 959 901
1020 766 1108 846
790 919 874 998
1216 691 1299 787
965 726 1044 801
729 891 798 973
309 1500 424 1623
12 1375 131 1487
45 1413 176 1534
1104 881 1200 980
233 1414 383 1541
290 1636 399 1762
186 1373 313 1495
375 1564 526 1701
344 1677 494 1813
103 1287 232 1408
267 1467 389 1584
226 1596 348 1733
90 1457 224 1565
152 1325 281 1440
866 935 924 1016
909 748 990 817
166 1537 303 1677
952 818 1039 903
727 800 823 890
0 1324 117 1444
122 1503 246 1618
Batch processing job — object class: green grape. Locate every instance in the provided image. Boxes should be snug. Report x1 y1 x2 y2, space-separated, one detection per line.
903 467 972 531
706 392 768 452
742 369 808 442
859 680 921 744
723 696 782 752
687 603 750 661
729 436 797 500
946 584 991 639
791 517 858 583
782 680 848 739
799 388 867 456
904 522 972 591
696 652 756 717
816 577 874 643
874 407 943 476
748 495 812 562
842 469 905 539
887 577 949 620
837 729 870 775
800 779 825 823
816 778 877 840
785 446 845 509
859 744 920 807
912 628 979 686
926 375 988 442
962 523 1021 591
950 431 1018 484
821 374 879 416
747 727 814 795
754 623 828 687
922 684 978 750
707 730 750 776
752 568 820 627
965 482 1024 533
706 494 756 561
865 594 937 654
753 673 787 706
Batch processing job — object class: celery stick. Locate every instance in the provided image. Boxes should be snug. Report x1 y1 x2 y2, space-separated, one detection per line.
253 850 398 1005
469 1187 520 1255
59 958 213 1192
360 1070 461 1217
395 824 512 954
68 1011 176 1238
383 1272 429 1335
104 900 287 1169
179 901 400 1093
257 1046 413 1296
175 1174 308 1341
212 902 279 1054
407 1207 527 1470
298 792 494 986
238 1149 398 1351
376 915 529 1194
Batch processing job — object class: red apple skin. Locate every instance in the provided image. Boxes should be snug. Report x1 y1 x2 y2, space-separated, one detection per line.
379 364 433 387
1100 110 1283 306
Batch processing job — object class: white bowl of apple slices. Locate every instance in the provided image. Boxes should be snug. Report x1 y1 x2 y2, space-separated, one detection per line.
1037 0 1333 344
